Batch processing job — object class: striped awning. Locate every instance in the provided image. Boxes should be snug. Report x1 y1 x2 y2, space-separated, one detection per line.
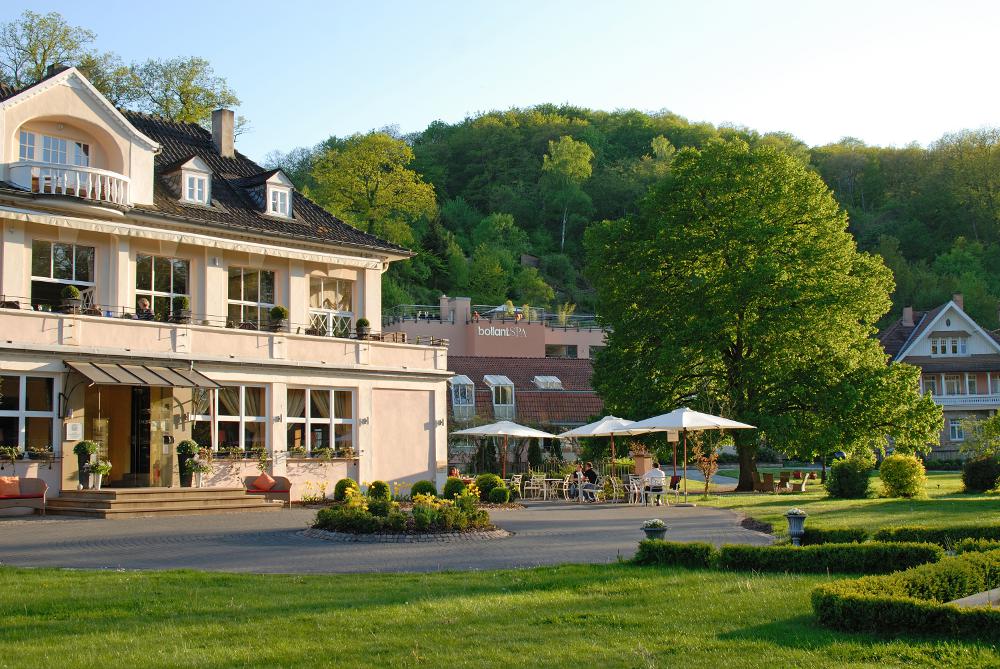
66 361 220 388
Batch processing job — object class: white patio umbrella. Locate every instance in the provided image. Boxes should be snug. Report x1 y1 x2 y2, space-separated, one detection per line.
451 421 556 478
628 408 756 502
557 416 649 478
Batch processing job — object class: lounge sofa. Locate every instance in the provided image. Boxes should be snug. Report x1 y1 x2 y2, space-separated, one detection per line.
0 478 47 514
243 476 292 508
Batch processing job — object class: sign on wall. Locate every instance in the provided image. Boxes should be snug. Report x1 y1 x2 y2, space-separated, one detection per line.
65 422 83 442
476 325 528 338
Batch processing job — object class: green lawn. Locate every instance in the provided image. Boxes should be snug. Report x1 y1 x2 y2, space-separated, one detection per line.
688 472 1000 534
2 564 996 668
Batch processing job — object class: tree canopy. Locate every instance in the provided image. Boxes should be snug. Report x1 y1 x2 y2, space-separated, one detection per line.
585 138 942 490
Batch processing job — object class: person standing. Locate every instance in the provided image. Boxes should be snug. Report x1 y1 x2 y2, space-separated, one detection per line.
642 462 668 506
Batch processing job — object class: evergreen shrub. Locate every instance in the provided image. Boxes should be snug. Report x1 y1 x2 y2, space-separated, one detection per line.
825 456 873 499
879 454 925 498
718 542 943 574
962 457 1000 493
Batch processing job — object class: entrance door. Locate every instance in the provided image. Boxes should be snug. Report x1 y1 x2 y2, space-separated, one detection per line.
127 387 152 486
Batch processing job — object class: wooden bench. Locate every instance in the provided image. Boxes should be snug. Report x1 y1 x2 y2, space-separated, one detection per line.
243 476 292 508
0 478 47 515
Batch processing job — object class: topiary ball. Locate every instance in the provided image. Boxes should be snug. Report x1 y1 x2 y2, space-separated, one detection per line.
367 480 391 502
879 454 926 498
442 476 467 499
488 486 511 504
474 473 504 501
333 477 359 502
825 456 873 499
410 480 437 497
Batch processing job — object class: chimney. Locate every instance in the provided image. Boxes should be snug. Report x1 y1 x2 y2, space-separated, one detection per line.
953 292 964 310
211 109 235 158
902 306 914 327
45 63 69 78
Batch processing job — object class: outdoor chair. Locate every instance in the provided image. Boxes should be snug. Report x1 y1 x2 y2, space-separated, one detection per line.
523 474 546 500
792 470 802 480
560 474 573 500
775 472 790 492
789 479 808 493
762 473 776 493
669 475 681 490
753 472 772 493
508 474 523 497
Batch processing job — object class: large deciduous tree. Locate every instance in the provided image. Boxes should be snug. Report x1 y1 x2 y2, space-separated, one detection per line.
541 135 594 252
0 10 94 87
585 138 942 491
311 132 437 246
130 57 240 125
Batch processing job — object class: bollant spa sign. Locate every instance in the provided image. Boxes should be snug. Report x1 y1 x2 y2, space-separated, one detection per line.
476 325 528 338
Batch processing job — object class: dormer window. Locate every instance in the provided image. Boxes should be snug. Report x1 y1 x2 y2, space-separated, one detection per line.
533 375 563 389
484 375 515 420
269 187 290 216
186 174 208 204
170 156 213 206
449 375 475 422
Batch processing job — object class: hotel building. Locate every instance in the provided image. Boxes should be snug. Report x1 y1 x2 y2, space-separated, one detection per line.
0 67 449 505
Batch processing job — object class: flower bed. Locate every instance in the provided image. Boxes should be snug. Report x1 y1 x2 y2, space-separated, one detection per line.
312 488 495 535
811 549 1000 640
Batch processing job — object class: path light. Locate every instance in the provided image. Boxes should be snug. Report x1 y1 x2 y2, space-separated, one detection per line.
785 508 807 546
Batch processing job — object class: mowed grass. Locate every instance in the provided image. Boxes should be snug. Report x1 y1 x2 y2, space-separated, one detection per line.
691 472 1000 533
1 564 997 669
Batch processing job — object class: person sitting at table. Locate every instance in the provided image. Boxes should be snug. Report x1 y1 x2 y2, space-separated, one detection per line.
642 462 668 506
136 297 154 321
448 466 460 478
582 461 599 502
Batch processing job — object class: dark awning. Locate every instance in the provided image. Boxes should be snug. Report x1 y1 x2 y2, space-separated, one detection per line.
66 361 220 389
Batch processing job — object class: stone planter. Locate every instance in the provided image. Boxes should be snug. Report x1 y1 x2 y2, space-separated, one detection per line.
91 473 103 490
60 297 81 314
642 527 667 541
269 319 287 333
170 309 192 325
785 509 808 546
77 453 91 487
194 472 204 488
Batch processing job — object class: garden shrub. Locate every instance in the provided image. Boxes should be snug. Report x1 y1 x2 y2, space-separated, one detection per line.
488 486 511 504
800 527 868 545
811 549 1000 640
718 542 943 574
333 478 358 502
825 455 873 499
474 473 504 501
367 498 394 517
873 523 1000 547
953 538 1000 554
442 476 467 499
879 454 925 498
385 510 409 532
410 480 437 497
366 480 391 502
314 507 380 534
412 504 437 530
633 540 716 569
961 456 1000 493
922 458 963 471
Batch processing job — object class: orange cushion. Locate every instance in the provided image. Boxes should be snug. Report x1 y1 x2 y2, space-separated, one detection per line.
0 476 20 496
252 473 275 491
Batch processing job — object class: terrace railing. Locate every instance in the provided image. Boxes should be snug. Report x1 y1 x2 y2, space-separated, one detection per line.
9 161 131 207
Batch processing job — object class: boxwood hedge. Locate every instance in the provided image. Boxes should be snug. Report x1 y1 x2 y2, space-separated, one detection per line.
953 538 1000 554
800 527 868 545
718 542 943 574
633 540 716 569
811 549 1000 640
873 524 1000 547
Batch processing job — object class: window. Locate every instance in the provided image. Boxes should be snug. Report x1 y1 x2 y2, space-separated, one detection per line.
30 240 95 308
449 375 475 422
0 375 55 454
533 375 563 390
136 254 189 319
932 337 969 356
923 376 937 395
485 375 515 420
285 388 355 456
992 374 1000 395
944 374 962 395
967 374 978 395
191 386 267 453
308 277 354 337
545 344 578 359
227 267 275 327
185 175 208 204
18 130 34 160
949 419 965 442
269 187 290 216
18 131 88 166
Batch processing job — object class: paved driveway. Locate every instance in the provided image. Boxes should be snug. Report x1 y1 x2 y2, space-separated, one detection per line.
0 502 770 574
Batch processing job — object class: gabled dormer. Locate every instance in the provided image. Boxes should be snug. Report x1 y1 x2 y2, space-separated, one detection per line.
162 155 213 206
895 294 1000 361
235 169 295 219
0 66 159 208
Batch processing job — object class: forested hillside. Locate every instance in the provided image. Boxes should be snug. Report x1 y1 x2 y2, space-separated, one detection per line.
268 107 1000 327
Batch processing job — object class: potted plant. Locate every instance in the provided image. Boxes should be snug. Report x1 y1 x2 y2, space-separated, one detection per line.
355 317 371 339
310 447 333 461
86 460 112 490
171 295 191 324
0 446 17 464
60 285 82 314
785 508 808 546
269 305 289 332
73 440 99 488
176 439 199 487
185 449 213 488
641 518 668 541
287 445 307 458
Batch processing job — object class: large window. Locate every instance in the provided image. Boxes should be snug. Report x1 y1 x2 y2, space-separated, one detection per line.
944 374 962 396
923 376 938 396
136 254 189 319
931 337 967 356
949 419 965 442
19 131 89 166
485 375 515 420
308 277 354 337
967 374 978 395
190 386 267 453
228 267 275 328
185 174 208 204
286 388 355 455
0 375 55 453
450 376 475 422
30 240 95 308
545 344 578 359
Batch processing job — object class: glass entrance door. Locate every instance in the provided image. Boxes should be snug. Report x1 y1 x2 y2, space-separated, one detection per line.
128 387 151 486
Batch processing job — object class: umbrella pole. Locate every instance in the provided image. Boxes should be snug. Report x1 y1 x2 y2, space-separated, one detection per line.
502 435 508 479
610 433 616 479
683 430 688 502
672 440 677 477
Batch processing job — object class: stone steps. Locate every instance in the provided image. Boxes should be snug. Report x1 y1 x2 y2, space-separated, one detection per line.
46 487 285 519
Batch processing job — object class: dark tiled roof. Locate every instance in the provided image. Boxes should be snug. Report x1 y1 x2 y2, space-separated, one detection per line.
122 111 410 255
896 355 1000 373
448 356 603 427
879 305 943 359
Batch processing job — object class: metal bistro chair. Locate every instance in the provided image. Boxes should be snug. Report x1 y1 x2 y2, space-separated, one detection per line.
627 475 643 504
523 474 547 500
560 474 573 500
508 474 523 498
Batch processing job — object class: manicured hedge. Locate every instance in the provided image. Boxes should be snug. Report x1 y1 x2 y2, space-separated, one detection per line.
872 524 1000 547
800 527 868 545
953 538 1000 554
633 540 716 569
718 542 943 574
811 550 1000 640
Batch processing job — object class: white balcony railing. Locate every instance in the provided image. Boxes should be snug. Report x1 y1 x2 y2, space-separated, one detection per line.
307 309 353 338
9 161 130 207
929 393 1000 407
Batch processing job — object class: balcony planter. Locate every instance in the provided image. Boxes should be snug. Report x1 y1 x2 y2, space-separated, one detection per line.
170 296 191 325
269 306 289 333
356 318 371 340
60 285 82 314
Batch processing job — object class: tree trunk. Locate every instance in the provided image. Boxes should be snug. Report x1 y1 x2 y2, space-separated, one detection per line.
560 205 568 252
734 431 757 492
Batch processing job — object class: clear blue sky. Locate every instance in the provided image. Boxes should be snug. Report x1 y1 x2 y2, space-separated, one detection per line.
8 1 1000 161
